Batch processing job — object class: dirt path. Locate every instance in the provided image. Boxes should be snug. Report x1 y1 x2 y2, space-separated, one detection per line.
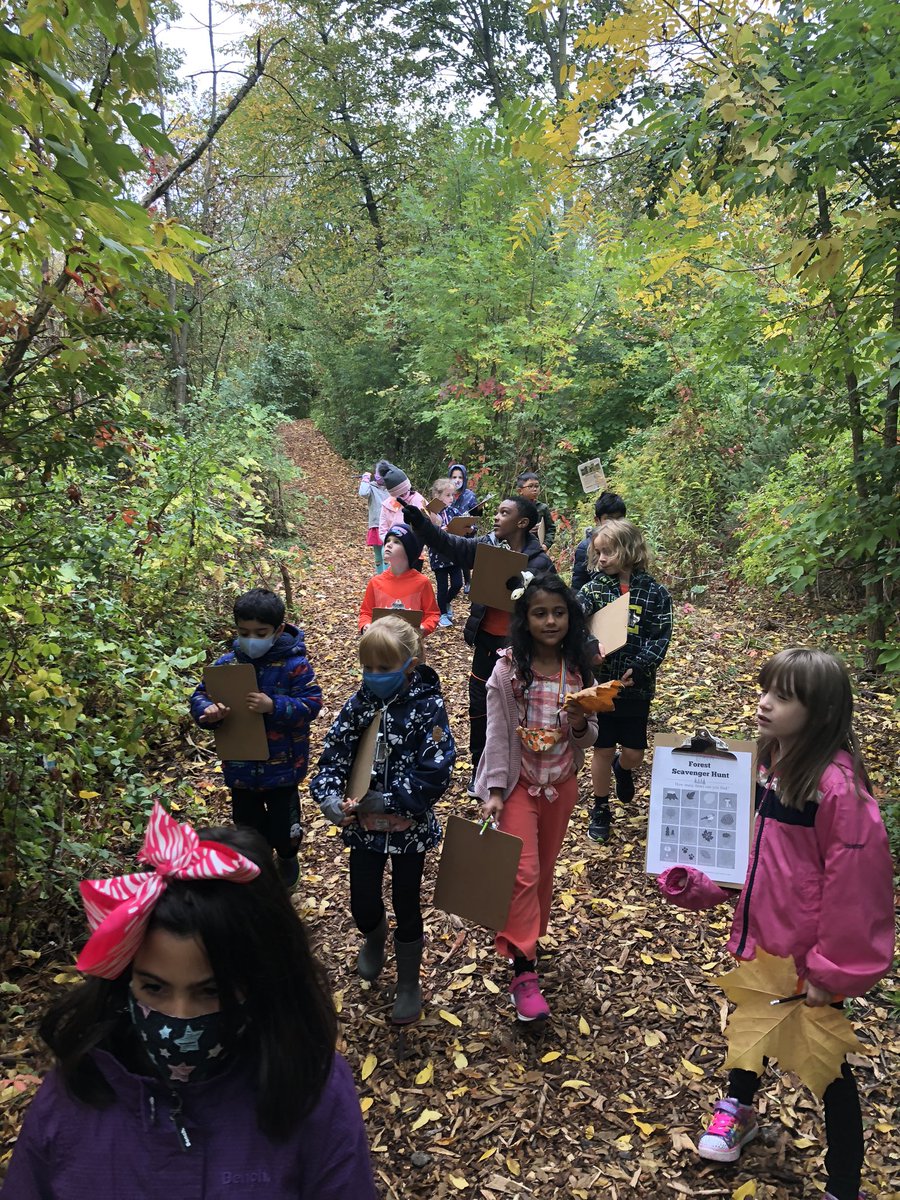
278 421 900 1200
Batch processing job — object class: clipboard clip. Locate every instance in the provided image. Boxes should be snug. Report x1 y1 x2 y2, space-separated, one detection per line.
673 728 738 760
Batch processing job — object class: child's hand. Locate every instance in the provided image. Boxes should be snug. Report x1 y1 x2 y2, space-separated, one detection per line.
199 702 229 724
246 692 274 714
482 791 504 822
620 668 634 687
428 511 442 527
590 642 606 666
804 982 835 1007
562 696 588 719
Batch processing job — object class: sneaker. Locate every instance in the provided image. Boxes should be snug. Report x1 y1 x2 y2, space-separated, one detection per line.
446 603 453 620
438 612 453 628
587 801 611 843
466 774 478 798
276 854 300 892
509 971 550 1022
697 1098 759 1163
612 753 635 803
463 584 470 595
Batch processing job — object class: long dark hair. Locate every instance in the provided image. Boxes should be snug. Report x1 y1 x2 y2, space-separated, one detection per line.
39 826 337 1140
757 647 870 810
509 573 594 691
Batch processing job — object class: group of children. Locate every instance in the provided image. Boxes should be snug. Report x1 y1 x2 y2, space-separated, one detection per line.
4 470 894 1200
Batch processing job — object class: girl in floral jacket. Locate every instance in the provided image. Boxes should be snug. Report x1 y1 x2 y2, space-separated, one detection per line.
309 616 456 1024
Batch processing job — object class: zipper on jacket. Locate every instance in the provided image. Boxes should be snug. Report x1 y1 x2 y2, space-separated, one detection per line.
169 1091 192 1151
735 783 773 959
148 1095 157 1127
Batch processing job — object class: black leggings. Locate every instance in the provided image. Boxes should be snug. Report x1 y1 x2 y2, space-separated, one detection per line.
728 1060 862 1200
349 847 426 943
434 565 463 614
231 785 302 857
468 632 507 771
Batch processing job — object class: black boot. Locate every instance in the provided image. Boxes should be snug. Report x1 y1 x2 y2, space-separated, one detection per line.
357 912 388 981
391 936 424 1024
612 753 635 803
587 798 612 843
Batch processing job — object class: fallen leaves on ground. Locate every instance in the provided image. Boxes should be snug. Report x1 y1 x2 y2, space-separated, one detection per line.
1 420 898 1200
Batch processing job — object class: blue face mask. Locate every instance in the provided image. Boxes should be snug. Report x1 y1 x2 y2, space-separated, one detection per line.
236 634 276 659
363 658 413 701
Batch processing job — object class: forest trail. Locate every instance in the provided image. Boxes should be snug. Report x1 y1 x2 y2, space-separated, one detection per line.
274 421 899 1200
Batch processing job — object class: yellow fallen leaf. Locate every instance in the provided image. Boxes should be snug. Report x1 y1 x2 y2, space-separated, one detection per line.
640 953 654 966
541 1051 562 1063
632 1118 656 1136
439 1009 462 1027
506 1157 520 1176
644 1031 662 1047
622 1006 640 1018
360 1097 373 1113
78 790 100 799
578 1015 591 1035
361 1053 377 1081
732 1182 756 1199
410 1108 441 1131
333 989 343 1014
448 1176 468 1190
52 972 80 985
714 949 864 1097
415 1062 434 1085
483 978 500 994
681 1057 705 1077
453 1052 468 1069
612 1134 633 1152
478 1147 496 1162
561 1079 589 1088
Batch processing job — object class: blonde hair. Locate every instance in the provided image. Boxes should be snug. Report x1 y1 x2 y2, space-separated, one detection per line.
588 518 650 574
358 615 419 665
758 647 868 810
431 477 454 498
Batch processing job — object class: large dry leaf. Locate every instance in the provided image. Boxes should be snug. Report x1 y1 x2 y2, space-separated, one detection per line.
713 949 864 1097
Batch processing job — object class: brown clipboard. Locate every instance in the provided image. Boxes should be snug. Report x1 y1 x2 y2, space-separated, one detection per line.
426 498 446 515
203 663 269 761
372 608 423 630
535 516 546 546
588 590 630 655
347 716 381 801
469 543 528 612
433 815 523 930
446 516 478 535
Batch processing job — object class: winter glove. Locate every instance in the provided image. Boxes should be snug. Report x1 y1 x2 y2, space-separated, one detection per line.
401 503 428 532
319 797 348 827
658 866 731 911
354 789 388 814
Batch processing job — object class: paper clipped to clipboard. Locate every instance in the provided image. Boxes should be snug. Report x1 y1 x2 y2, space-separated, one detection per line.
588 590 630 655
372 607 423 631
202 663 270 761
347 717 381 802
646 729 756 888
433 815 523 931
468 543 528 612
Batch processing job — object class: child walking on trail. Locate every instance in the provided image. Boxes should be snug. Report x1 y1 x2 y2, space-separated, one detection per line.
190 588 322 891
474 574 598 1022
358 523 440 635
658 648 895 1200
570 491 626 593
309 617 456 1025
577 519 672 844
428 477 466 629
2 802 377 1199
376 460 426 542
358 466 388 574
448 462 481 594
516 471 556 552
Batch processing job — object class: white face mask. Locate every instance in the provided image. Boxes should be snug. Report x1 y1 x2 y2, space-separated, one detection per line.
236 634 276 659
453 478 463 490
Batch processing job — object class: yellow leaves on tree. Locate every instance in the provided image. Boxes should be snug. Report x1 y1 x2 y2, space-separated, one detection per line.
713 949 864 1098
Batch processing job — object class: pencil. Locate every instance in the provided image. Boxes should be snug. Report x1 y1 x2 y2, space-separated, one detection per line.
769 992 808 1006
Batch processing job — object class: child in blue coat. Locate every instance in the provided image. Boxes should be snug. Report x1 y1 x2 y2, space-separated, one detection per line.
190 588 322 890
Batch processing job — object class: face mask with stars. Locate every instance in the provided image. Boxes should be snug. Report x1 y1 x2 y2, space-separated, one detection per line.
127 991 241 1086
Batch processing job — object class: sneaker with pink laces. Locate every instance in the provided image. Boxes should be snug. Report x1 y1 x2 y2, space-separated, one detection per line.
697 1097 759 1162
509 971 550 1022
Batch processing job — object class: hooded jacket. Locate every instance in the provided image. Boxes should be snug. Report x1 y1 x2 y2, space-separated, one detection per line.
190 623 322 789
411 519 552 646
448 463 478 514
309 664 456 855
358 473 388 529
659 752 895 997
1 1050 376 1200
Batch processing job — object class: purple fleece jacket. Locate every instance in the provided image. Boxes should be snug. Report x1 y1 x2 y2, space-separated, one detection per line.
1 1050 377 1200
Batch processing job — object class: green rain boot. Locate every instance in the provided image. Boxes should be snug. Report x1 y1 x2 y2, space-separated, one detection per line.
391 936 424 1024
357 913 388 981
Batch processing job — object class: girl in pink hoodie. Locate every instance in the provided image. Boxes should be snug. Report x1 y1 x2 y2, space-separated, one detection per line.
659 648 894 1200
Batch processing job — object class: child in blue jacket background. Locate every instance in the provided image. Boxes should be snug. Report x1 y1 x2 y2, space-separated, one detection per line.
190 588 322 890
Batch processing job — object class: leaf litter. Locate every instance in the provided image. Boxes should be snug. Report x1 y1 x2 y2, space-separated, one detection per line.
1 419 897 1199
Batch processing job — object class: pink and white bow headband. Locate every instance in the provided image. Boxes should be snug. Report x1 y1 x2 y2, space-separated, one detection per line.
76 801 259 980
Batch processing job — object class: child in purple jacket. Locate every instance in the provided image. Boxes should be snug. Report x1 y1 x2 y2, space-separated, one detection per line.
1 803 377 1200
658 648 894 1200
190 588 322 891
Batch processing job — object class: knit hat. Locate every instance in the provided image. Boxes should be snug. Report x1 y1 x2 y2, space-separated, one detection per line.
384 523 423 571
377 460 411 499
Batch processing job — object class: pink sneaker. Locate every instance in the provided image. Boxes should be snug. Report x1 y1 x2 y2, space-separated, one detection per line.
509 971 549 1022
697 1097 759 1162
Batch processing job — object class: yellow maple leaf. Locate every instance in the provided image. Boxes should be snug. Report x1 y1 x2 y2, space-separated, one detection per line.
713 949 864 1098
361 1053 377 1081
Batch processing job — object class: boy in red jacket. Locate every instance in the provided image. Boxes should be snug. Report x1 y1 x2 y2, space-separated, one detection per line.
359 524 440 635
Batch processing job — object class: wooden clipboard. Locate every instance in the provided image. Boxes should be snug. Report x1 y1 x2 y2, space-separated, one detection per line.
372 608 423 630
433 815 523 930
469 543 528 612
446 516 478 535
426 498 446 515
348 717 381 801
535 517 546 546
203 663 269 761
588 591 630 655
646 731 756 888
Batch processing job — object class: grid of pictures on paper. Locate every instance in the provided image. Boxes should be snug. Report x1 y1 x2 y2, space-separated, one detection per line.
656 786 739 872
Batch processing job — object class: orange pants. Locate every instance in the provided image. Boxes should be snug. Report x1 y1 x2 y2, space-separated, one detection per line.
495 774 579 961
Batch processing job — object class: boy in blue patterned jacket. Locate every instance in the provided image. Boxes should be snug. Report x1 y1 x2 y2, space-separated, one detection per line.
190 588 322 890
309 616 456 1025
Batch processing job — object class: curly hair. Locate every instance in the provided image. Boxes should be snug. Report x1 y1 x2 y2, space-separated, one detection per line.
509 573 594 691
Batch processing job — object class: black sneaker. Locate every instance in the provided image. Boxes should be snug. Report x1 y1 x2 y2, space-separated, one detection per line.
466 774 478 798
587 802 611 843
612 753 635 803
277 854 300 892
